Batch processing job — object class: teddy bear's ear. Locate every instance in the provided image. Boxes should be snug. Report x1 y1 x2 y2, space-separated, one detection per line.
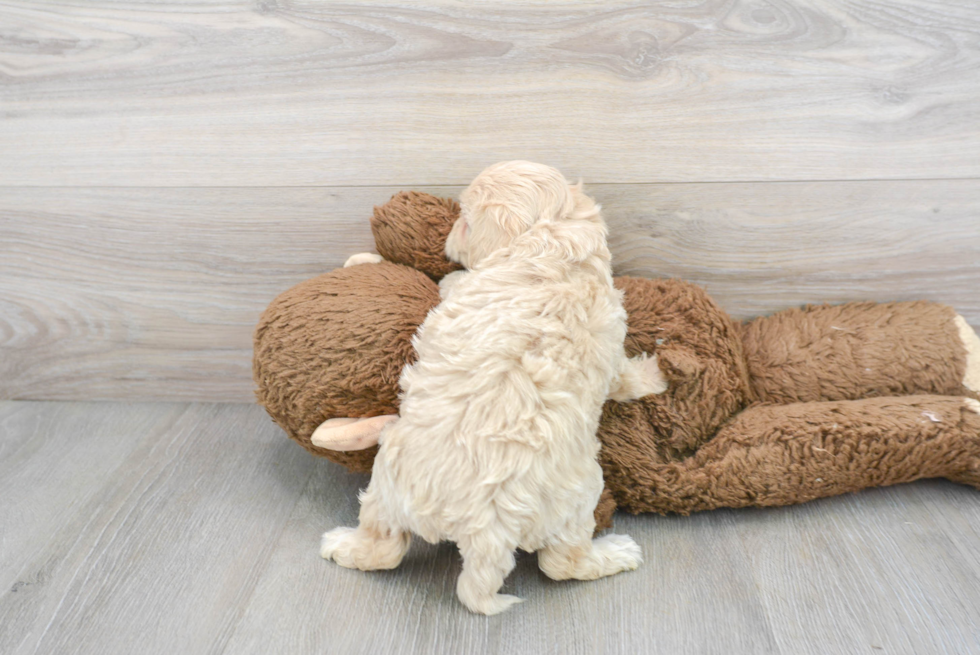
371 191 464 280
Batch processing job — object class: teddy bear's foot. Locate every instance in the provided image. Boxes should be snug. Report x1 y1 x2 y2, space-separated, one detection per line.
955 316 980 394
320 525 411 571
344 252 385 267
538 533 642 581
311 415 396 450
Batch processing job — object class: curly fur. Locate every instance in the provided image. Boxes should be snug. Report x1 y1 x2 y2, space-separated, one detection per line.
320 161 663 614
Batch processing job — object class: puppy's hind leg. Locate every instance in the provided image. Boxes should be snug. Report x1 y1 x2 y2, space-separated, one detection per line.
321 484 411 571
538 528 642 581
455 534 523 615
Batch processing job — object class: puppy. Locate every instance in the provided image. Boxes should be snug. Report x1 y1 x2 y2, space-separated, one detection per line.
321 161 666 614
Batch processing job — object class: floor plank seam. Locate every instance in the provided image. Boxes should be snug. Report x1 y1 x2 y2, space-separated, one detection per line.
1 176 979 191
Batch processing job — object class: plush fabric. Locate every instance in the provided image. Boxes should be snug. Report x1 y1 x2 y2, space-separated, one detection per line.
742 301 967 403
253 191 980 527
254 262 439 472
602 395 980 515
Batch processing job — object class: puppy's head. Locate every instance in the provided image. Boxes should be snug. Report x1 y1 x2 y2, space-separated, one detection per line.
445 161 605 268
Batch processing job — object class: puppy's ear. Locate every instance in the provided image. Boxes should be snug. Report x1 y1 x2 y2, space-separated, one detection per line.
549 183 609 261
568 182 597 220
484 203 535 241
512 183 608 262
540 218 609 262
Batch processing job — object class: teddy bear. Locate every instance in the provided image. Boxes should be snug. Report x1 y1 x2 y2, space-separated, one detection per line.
253 191 980 530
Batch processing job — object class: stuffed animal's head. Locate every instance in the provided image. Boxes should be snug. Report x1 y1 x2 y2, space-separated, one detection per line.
253 258 441 473
254 191 751 523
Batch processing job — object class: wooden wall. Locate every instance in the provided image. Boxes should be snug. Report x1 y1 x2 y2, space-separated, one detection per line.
2 1 978 402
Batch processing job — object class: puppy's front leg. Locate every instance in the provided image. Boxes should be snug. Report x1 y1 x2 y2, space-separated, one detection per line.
608 353 667 401
321 484 410 571
437 269 468 301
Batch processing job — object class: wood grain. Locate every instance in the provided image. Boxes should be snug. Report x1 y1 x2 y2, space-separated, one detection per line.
224 462 782 655
3 400 979 654
2 180 977 402
0 187 377 401
603 179 980 323
0 402 185 652
0 402 315 655
2 1 980 186
737 485 980 654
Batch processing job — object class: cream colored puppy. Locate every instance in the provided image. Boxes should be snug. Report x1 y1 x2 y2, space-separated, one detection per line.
320 161 666 614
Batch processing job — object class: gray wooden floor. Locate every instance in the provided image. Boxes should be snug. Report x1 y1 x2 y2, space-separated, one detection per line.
3 400 979 655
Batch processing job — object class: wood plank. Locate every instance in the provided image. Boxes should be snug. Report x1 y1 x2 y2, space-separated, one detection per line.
2 1 980 186
2 401 979 654
604 179 980 323
0 401 316 655
0 186 377 402
222 456 781 655
736 483 980 654
0 402 179 594
0 402 185 652
224 452 980 654
2 180 978 402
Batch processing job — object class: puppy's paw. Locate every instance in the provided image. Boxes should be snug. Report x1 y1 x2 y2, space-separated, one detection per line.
321 526 410 570
593 533 643 574
344 252 385 268
437 269 468 301
539 533 643 581
320 527 358 564
965 398 980 415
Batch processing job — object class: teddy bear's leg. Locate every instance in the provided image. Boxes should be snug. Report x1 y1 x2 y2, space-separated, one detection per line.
608 354 668 401
742 301 977 404
593 487 617 532
455 533 523 615
624 395 980 515
320 483 411 571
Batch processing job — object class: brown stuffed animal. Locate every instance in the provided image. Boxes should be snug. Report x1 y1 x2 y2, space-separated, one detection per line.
254 191 980 530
